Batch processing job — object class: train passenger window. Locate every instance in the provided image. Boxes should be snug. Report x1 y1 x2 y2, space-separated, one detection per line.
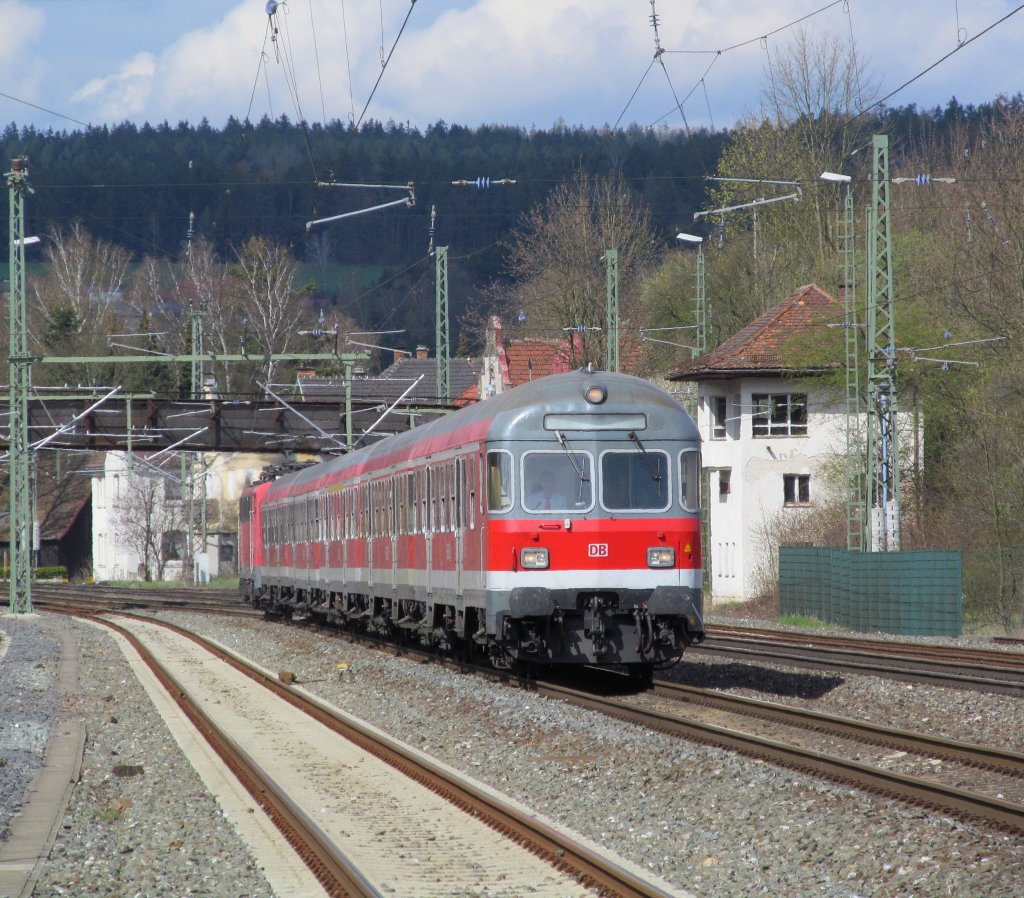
600 450 671 511
522 451 593 512
486 451 513 513
680 449 701 512
456 458 467 530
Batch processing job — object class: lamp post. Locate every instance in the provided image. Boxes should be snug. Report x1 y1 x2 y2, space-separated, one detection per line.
821 171 866 552
676 233 705 358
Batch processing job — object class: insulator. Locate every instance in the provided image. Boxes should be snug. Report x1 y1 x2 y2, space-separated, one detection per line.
916 174 931 186
476 177 490 189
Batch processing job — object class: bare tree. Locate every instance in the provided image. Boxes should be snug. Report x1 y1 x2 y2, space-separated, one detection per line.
30 223 133 383
170 237 244 394
700 30 879 330
306 230 334 282
229 236 310 387
114 468 187 581
496 170 660 368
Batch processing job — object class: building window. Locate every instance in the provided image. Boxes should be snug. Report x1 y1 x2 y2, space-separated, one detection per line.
783 474 810 506
752 393 807 437
164 477 183 500
162 530 187 561
710 396 727 439
718 469 731 500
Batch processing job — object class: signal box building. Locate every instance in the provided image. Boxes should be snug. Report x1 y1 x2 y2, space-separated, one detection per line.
669 284 851 604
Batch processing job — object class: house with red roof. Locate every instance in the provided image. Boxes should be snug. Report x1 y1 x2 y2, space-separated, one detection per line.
479 316 655 396
669 283 853 603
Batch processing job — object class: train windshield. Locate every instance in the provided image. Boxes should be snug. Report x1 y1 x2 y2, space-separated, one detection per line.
600 450 671 511
522 451 593 512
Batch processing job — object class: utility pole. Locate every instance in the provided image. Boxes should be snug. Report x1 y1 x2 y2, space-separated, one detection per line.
434 243 449 402
866 134 900 552
605 249 619 372
6 158 32 612
447 177 515 395
430 203 450 403
693 243 706 358
676 233 706 359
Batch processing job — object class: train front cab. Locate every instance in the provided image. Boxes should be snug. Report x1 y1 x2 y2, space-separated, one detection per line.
481 417 705 673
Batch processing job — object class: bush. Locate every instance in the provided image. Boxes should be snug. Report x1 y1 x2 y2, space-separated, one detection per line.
0 566 69 581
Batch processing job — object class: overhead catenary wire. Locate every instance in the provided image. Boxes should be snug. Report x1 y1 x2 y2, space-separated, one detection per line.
856 4 1024 118
637 0 848 130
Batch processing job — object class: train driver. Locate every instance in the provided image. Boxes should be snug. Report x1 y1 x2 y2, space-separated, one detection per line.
528 469 569 511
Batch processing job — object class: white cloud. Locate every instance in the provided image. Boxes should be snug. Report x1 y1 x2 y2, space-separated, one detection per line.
11 0 1024 133
0 1 47 107
72 53 156 121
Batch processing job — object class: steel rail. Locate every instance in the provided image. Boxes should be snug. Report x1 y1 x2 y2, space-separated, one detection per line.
111 612 679 898
58 607 385 898
653 680 1024 775
697 632 1024 696
535 680 1024 835
708 624 1024 668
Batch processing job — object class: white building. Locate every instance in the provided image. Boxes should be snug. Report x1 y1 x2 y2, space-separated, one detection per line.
91 450 279 582
669 284 854 604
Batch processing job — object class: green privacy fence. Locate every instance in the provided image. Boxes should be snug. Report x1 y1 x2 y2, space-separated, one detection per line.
779 547 962 637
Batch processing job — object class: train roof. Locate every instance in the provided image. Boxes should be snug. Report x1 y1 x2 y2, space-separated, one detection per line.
259 370 698 500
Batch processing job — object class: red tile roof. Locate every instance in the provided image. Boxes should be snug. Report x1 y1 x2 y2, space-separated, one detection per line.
490 317 654 388
669 283 841 381
504 340 575 386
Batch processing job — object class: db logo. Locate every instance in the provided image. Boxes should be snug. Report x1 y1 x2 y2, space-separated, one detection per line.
588 543 609 557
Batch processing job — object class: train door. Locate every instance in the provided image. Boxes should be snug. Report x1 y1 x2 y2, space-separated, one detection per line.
424 465 433 596
367 481 375 593
342 487 350 585
454 456 466 597
318 489 328 591
390 475 398 595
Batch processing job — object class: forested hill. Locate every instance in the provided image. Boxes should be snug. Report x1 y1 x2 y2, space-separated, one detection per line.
0 116 725 273
0 97 1009 277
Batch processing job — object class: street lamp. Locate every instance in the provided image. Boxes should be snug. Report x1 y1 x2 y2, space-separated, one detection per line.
676 233 706 358
820 171 864 551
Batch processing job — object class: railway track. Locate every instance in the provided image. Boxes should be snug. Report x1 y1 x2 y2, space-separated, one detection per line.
535 674 1024 835
33 590 1024 837
698 623 1024 695
32 583 258 617
47 602 683 898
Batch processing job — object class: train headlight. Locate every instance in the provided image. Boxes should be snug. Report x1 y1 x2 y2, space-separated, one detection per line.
647 547 675 568
520 547 550 569
584 383 607 405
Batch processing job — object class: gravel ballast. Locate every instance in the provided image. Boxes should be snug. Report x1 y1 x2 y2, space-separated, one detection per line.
3 610 1023 897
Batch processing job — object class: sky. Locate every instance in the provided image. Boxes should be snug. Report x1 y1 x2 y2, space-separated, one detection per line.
1 0 1023 134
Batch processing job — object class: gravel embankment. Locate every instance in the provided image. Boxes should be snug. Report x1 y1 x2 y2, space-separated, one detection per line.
1 615 277 897
3 610 1024 897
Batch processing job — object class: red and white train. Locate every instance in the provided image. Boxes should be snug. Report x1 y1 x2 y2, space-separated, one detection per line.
239 369 705 678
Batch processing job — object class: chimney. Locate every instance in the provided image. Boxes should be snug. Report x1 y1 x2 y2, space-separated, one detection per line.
415 345 429 360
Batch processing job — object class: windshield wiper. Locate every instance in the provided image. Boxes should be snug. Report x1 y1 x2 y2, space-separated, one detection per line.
629 430 663 481
554 429 590 502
